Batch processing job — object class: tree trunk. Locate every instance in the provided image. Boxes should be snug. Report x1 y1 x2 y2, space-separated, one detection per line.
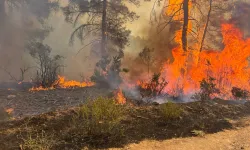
101 0 107 57
199 0 212 52
182 0 189 52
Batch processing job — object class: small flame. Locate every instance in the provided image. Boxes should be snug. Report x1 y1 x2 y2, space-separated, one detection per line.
5 108 14 114
29 86 55 91
137 80 148 89
115 89 126 104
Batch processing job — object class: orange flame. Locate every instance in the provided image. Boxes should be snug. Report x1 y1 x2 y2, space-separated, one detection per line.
57 75 95 88
115 89 126 104
5 108 14 114
166 0 192 45
29 86 55 91
160 23 250 99
29 75 95 91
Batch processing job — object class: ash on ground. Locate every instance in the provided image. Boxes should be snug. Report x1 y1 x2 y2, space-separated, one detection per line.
0 86 111 119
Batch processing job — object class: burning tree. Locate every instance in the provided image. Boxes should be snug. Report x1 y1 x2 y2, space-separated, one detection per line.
138 73 168 98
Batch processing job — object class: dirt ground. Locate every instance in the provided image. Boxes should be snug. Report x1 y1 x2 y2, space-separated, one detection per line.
111 117 250 150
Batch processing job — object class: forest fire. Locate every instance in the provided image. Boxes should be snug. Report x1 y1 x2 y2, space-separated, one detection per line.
159 23 250 99
126 0 250 100
29 75 95 91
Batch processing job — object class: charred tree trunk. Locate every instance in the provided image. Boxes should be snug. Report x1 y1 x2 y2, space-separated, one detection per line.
101 0 107 57
182 0 189 52
199 0 212 52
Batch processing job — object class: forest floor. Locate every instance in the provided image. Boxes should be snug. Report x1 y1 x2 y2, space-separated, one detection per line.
0 87 250 150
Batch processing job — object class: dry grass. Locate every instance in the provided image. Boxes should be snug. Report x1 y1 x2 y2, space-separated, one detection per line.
20 130 57 150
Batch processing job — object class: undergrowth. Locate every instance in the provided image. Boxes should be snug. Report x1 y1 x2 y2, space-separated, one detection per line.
159 102 183 120
70 97 125 146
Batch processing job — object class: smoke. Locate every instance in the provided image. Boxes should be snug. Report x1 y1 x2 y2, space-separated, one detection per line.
122 21 176 82
0 0 58 82
230 1 250 39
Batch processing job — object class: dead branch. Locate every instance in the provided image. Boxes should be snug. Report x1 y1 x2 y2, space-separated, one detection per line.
199 0 213 52
0 66 18 82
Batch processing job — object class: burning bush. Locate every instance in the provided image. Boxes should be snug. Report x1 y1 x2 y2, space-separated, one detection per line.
231 87 249 99
138 73 168 98
72 97 125 143
193 77 220 101
27 42 63 88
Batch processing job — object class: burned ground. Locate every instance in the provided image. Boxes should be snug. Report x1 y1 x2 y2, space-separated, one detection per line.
0 87 250 150
0 87 112 118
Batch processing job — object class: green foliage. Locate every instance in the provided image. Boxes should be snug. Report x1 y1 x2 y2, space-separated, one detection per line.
21 130 56 150
231 87 249 99
73 97 125 138
159 102 182 120
139 73 168 97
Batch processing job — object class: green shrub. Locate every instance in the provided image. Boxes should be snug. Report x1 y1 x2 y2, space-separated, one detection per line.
159 102 182 120
74 97 125 138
